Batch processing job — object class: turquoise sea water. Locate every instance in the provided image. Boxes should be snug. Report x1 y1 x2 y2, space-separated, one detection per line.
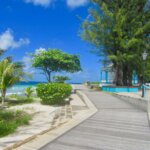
7 81 44 94
7 81 81 95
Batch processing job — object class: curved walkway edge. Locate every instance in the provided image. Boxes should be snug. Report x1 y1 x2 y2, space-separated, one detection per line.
41 85 150 150
15 89 98 150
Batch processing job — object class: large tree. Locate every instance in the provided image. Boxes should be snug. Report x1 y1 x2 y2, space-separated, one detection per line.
82 0 150 86
32 49 81 82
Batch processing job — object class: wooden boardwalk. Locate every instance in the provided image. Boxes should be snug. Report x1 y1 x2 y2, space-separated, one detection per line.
41 85 150 150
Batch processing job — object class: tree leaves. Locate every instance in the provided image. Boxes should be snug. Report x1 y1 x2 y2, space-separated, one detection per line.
32 49 82 82
82 0 150 85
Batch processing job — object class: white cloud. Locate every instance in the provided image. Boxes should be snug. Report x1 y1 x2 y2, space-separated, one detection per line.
22 56 35 74
66 0 88 8
24 0 53 7
35 47 46 55
0 29 30 50
24 0 88 8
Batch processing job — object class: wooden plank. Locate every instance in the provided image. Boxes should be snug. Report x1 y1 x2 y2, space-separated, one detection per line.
41 85 150 150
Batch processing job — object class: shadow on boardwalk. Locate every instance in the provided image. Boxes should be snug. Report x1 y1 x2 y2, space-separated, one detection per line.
41 85 150 150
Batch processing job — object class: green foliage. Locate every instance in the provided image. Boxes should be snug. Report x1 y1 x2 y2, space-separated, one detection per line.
9 94 18 99
82 0 150 86
0 121 17 137
17 97 34 103
90 82 99 85
0 110 15 121
36 83 72 105
32 49 81 82
25 87 34 99
15 111 31 125
0 110 31 137
53 76 70 83
7 94 34 106
15 96 34 104
0 59 25 104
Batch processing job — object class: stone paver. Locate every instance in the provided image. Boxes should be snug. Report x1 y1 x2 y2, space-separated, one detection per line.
41 85 150 150
14 93 90 150
0 104 59 150
1 94 83 150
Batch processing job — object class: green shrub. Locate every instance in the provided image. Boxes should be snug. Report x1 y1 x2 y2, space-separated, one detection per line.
36 83 72 105
17 97 34 103
0 121 17 137
0 110 31 137
25 87 34 99
7 95 34 106
14 110 31 125
9 94 18 99
53 76 70 83
16 113 31 125
0 110 15 121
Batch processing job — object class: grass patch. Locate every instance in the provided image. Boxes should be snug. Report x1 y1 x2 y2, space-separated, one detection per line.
4 95 35 106
0 94 35 107
0 110 32 137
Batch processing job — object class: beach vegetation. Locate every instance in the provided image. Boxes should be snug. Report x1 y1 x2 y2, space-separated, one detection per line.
0 59 25 104
32 49 81 82
6 94 34 106
36 83 72 105
82 0 150 86
53 76 70 83
0 110 31 137
25 87 34 99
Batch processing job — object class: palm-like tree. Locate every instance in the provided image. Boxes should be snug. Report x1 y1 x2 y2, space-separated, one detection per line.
0 59 24 104
25 87 34 99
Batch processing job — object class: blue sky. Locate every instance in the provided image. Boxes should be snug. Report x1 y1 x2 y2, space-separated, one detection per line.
0 0 101 83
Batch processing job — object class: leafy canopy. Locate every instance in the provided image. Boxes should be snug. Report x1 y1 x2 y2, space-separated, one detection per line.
32 49 81 82
0 59 25 104
82 0 150 86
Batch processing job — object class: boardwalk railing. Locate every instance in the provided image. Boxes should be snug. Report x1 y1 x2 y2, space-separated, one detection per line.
143 84 150 123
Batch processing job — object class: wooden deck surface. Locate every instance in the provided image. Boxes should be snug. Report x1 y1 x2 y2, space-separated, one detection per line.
41 85 150 150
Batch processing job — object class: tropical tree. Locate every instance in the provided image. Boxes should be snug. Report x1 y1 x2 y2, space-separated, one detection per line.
32 49 81 82
25 87 34 99
82 0 150 86
0 59 25 104
53 76 70 83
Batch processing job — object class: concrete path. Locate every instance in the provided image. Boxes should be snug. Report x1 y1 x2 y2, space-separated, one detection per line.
41 85 150 150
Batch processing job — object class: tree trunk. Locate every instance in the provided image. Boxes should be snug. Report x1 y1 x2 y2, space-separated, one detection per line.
123 65 128 86
1 89 6 105
47 71 52 83
43 68 52 83
115 65 123 86
138 75 143 85
127 69 133 86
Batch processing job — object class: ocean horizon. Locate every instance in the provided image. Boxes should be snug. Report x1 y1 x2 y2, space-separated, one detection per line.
7 81 82 94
